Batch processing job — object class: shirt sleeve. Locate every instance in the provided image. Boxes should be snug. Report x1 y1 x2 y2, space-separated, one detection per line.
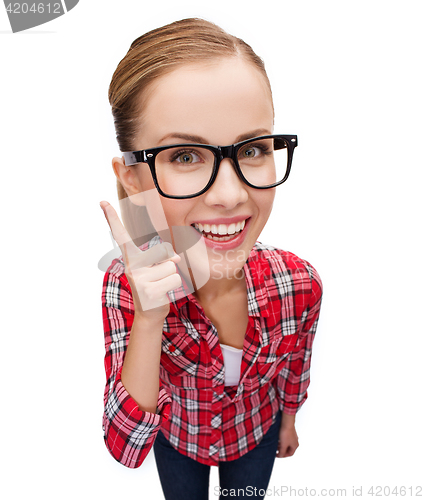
275 262 323 415
101 264 171 468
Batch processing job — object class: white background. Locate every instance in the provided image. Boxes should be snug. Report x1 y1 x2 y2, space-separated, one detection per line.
1 1 423 498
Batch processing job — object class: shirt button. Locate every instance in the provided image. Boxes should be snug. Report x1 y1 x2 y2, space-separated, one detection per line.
168 344 176 352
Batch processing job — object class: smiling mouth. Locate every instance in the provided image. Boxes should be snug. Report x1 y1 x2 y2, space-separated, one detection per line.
191 218 250 241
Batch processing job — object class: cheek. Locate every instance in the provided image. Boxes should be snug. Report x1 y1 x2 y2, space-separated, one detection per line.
141 188 174 235
258 190 275 220
154 198 196 231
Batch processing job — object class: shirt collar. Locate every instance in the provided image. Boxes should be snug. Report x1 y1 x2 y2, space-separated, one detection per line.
242 246 271 318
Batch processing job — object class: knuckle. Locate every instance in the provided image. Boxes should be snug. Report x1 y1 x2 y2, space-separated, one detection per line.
167 260 177 273
172 273 182 288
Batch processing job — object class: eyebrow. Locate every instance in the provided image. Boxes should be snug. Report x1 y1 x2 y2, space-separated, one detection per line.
158 128 272 146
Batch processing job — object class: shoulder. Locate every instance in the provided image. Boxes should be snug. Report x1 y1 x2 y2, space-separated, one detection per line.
251 242 323 300
251 241 318 276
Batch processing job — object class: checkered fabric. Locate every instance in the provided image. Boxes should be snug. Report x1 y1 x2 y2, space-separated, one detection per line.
101 236 323 468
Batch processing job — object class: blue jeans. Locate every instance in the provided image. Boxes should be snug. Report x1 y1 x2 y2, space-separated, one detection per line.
153 409 282 500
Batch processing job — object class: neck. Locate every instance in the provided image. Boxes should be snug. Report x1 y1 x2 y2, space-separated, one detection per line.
190 266 246 303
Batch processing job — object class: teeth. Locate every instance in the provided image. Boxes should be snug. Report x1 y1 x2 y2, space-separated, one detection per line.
206 234 233 241
227 223 236 234
193 218 248 236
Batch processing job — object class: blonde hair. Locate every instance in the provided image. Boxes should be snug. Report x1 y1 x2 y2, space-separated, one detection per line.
108 18 272 239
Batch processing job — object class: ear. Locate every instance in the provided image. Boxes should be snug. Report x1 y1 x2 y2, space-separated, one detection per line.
112 156 146 206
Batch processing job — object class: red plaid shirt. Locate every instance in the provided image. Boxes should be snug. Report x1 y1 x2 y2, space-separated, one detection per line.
101 237 323 468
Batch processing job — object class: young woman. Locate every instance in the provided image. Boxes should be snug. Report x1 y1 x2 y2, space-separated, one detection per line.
100 18 323 500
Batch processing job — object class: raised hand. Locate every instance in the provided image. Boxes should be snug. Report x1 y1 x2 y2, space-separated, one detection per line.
100 201 182 322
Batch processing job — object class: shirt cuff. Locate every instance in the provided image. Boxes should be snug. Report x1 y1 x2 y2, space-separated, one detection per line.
279 392 308 415
112 366 171 424
103 368 171 468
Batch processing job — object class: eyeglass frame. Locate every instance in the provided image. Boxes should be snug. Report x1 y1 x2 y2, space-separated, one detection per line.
122 134 298 199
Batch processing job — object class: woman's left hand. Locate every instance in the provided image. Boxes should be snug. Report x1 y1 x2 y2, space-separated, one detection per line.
276 420 299 458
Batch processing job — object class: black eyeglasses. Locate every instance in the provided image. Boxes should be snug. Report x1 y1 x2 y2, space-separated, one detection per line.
122 134 298 199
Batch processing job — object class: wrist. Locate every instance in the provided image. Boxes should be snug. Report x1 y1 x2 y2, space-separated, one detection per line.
131 313 165 338
281 412 296 429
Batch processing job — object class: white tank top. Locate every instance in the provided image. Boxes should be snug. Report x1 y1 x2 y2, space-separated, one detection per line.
220 343 243 386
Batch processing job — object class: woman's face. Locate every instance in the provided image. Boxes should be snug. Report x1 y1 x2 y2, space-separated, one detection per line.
127 57 275 283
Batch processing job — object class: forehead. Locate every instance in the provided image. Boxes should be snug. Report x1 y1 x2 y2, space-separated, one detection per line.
139 58 274 147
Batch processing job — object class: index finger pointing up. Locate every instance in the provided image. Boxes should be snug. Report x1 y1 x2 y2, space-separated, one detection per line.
99 201 176 267
100 201 140 257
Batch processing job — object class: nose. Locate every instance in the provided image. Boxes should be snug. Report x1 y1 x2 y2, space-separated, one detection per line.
203 158 248 209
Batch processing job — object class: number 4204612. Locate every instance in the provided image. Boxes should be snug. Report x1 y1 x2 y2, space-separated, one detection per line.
5 3 62 14
368 486 422 496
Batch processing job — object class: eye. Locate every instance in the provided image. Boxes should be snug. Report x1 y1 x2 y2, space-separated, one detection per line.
172 150 202 164
240 145 265 159
243 147 258 158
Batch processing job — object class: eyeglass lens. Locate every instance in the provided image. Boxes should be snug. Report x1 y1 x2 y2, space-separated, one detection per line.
154 137 289 197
